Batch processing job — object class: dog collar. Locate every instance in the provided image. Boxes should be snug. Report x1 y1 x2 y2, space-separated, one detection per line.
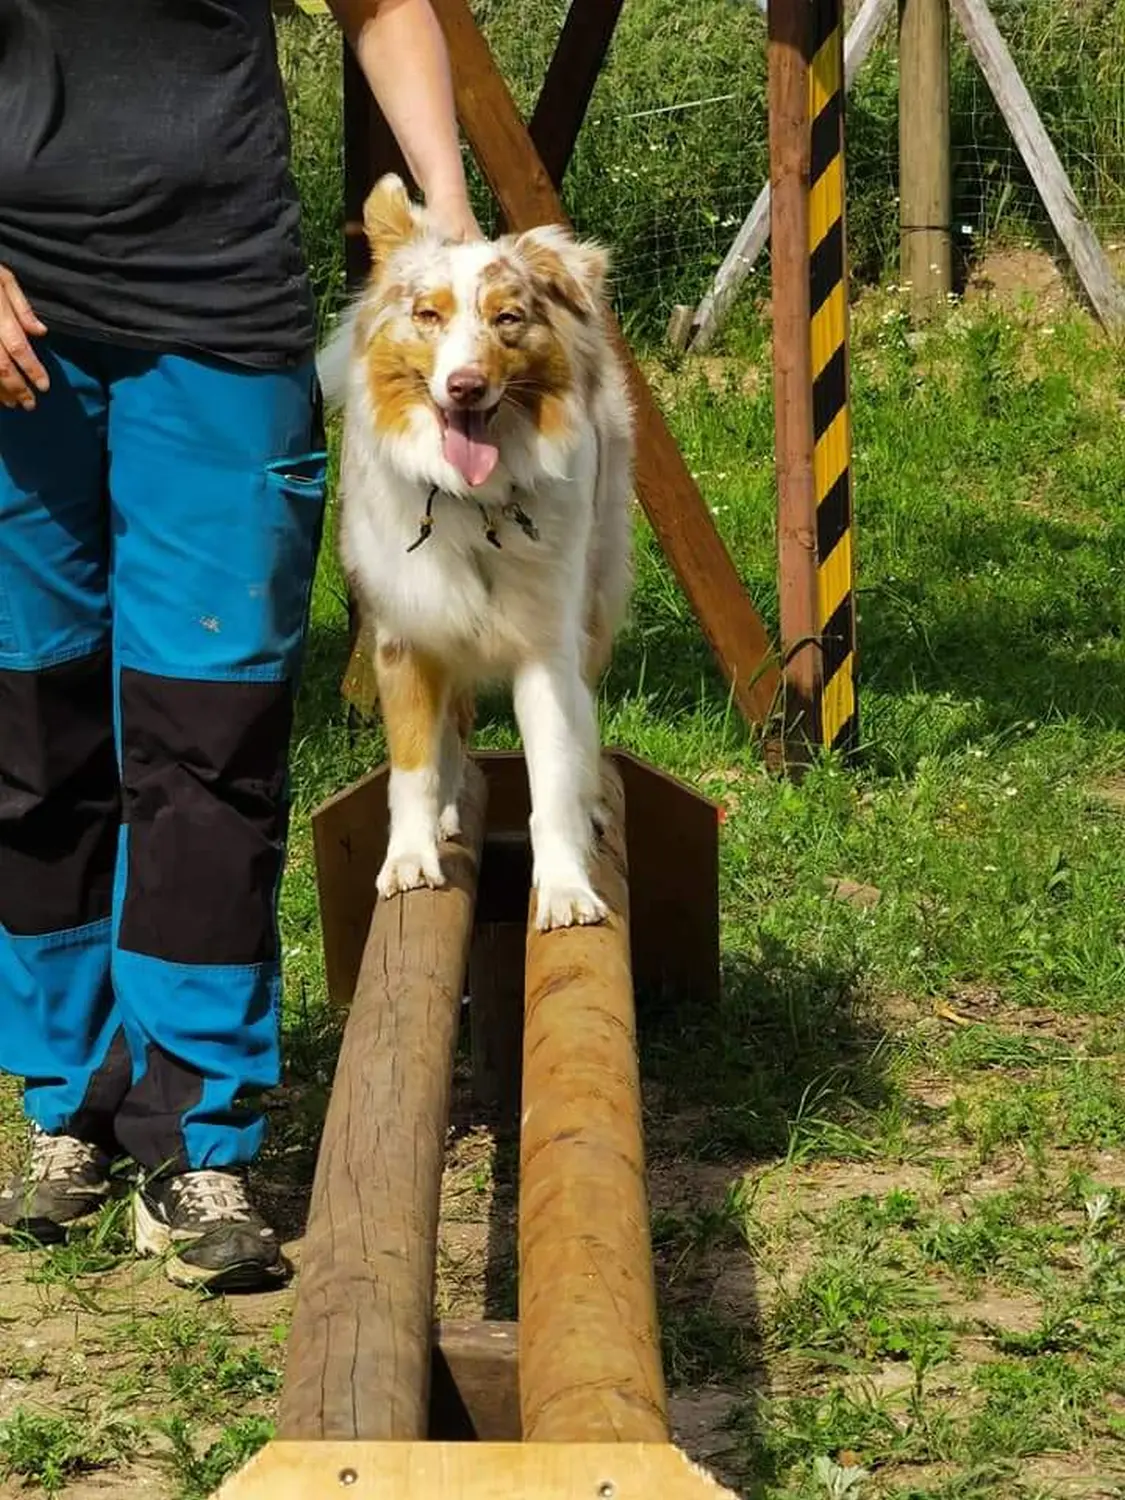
406 485 539 553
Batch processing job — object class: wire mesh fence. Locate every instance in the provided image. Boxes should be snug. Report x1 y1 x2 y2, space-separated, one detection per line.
277 0 1125 342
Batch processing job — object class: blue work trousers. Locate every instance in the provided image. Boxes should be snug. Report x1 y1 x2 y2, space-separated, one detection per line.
0 333 325 1170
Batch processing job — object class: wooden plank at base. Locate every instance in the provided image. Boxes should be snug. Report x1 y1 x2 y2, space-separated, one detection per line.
216 1441 739 1498
428 0 780 729
430 1321 520 1441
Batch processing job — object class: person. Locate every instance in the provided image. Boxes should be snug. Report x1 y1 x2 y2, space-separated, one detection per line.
0 0 478 1291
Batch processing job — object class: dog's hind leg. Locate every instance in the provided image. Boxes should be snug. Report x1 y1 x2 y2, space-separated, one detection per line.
514 655 606 931
437 688 474 840
374 636 449 897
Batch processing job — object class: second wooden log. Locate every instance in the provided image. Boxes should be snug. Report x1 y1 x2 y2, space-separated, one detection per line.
519 759 668 1443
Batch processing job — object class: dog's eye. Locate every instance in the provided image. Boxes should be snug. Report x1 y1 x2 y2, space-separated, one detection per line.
494 310 524 328
414 306 442 326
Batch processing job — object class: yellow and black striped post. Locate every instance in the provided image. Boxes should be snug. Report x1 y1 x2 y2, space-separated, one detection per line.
769 0 857 761
808 0 857 754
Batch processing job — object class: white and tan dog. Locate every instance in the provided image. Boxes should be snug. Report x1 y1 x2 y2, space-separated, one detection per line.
319 176 633 930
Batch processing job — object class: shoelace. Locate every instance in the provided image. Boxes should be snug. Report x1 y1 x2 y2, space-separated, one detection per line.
168 1170 254 1226
28 1128 102 1184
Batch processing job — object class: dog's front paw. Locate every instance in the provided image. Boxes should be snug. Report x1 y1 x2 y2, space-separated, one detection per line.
438 803 462 841
534 880 608 931
377 845 445 898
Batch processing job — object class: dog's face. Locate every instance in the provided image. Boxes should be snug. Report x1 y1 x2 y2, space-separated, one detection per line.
356 175 609 489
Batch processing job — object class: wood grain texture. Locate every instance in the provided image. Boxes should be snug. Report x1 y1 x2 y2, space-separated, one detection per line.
951 0 1125 331
520 760 668 1444
279 764 487 1441
428 0 780 728
217 1441 740 1498
899 0 952 314
614 751 720 1010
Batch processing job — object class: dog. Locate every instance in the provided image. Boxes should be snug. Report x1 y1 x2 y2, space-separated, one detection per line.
319 175 634 930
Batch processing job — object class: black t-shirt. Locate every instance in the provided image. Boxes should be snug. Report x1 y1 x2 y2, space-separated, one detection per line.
0 0 316 369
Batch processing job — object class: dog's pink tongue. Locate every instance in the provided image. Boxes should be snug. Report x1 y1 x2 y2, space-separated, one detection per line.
443 409 499 487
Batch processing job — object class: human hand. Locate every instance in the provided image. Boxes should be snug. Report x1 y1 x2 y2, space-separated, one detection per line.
427 190 483 244
0 265 49 410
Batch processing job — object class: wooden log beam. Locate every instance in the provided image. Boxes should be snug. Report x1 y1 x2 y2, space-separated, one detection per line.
899 0 952 316
528 0 626 189
519 759 668 1444
950 0 1125 332
279 764 488 1441
430 0 780 729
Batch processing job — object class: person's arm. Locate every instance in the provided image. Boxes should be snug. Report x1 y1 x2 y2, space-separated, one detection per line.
326 0 479 241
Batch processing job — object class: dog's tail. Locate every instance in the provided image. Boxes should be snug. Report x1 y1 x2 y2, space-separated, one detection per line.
316 301 360 410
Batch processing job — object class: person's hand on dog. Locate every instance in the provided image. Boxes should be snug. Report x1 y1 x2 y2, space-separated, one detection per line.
0 264 49 410
427 191 483 244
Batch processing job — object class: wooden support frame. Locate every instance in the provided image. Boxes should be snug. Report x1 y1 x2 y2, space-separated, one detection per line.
950 0 1125 332
222 751 734 1498
899 0 953 316
311 750 720 1023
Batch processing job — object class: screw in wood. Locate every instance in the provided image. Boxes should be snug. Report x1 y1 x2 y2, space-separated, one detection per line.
338 1469 359 1487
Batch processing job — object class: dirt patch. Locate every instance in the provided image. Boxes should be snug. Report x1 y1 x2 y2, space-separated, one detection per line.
945 1290 1043 1336
963 246 1073 320
1023 1454 1125 1498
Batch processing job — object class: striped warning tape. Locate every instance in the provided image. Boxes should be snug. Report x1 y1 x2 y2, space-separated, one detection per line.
808 0 858 755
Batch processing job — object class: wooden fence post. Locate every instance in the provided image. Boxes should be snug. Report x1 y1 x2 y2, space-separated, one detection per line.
899 0 953 315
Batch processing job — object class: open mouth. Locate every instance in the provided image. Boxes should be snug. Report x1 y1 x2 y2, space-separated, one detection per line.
441 403 500 488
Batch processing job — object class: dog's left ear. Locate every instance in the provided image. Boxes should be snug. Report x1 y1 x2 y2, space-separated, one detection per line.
514 225 610 321
363 173 420 267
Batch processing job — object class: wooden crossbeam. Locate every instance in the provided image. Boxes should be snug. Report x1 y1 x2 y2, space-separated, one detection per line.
428 0 780 727
528 0 625 189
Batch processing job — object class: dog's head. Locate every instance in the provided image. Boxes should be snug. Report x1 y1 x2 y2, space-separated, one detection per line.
354 175 610 490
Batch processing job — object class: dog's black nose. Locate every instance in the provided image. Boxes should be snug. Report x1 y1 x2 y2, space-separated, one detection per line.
446 366 489 406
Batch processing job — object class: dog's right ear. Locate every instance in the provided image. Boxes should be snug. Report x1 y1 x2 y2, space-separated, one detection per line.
363 174 418 266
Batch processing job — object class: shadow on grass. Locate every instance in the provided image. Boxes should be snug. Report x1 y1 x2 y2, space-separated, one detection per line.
640 935 894 1164
860 508 1125 764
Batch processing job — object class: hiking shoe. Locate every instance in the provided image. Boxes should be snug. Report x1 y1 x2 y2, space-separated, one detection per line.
133 1169 289 1292
0 1126 112 1242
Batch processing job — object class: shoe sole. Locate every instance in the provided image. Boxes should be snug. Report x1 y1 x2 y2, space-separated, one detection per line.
132 1193 289 1293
